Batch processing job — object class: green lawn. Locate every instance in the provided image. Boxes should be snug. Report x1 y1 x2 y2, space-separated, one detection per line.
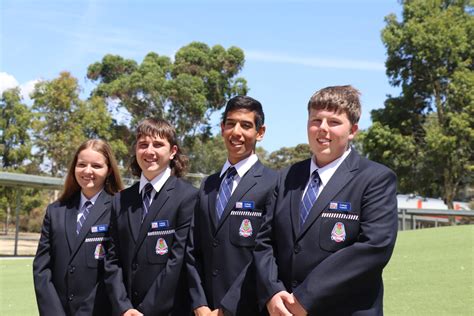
384 225 473 315
0 225 472 316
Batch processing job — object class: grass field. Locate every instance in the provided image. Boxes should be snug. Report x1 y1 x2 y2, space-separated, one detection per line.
0 225 472 316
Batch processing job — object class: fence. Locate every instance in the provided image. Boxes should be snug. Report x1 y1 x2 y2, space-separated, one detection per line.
398 208 474 230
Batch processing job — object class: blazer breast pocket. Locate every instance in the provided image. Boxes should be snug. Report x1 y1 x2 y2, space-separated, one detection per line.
229 210 264 247
319 212 360 252
145 229 175 264
84 235 110 268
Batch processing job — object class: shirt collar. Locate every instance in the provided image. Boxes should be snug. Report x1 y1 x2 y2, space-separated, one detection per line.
139 167 171 194
80 190 102 209
310 147 352 186
220 154 259 178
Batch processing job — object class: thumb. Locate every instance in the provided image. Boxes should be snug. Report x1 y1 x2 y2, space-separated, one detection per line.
280 292 295 305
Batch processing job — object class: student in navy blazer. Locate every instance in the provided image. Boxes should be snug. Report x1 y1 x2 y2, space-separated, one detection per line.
186 96 278 316
33 139 124 316
104 118 198 316
254 86 398 316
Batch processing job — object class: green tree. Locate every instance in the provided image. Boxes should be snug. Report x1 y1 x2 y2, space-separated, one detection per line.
365 0 474 207
31 71 119 176
267 144 311 170
87 42 247 142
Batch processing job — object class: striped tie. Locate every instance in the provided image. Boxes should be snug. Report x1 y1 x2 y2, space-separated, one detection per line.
142 183 154 222
300 171 320 227
216 167 237 220
77 201 93 235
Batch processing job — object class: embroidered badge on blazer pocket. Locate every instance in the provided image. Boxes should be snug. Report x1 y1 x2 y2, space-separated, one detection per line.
319 212 360 252
146 229 175 264
229 210 263 247
85 236 110 268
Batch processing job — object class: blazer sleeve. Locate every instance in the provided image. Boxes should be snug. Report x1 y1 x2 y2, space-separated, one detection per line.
185 191 210 310
253 179 288 310
294 168 398 314
33 205 67 316
138 186 198 315
104 196 134 315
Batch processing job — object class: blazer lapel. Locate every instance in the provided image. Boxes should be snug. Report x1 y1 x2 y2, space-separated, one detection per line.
298 151 360 239
71 192 111 260
206 174 221 232
290 160 311 240
127 184 143 242
65 194 80 252
216 162 263 232
134 177 175 257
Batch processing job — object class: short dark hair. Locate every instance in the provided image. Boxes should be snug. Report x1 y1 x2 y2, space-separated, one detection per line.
129 118 188 178
222 96 265 130
307 85 361 125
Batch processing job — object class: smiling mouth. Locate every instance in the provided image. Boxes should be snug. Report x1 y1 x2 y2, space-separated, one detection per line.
317 138 331 144
230 139 243 146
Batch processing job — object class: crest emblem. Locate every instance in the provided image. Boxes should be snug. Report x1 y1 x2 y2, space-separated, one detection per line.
331 222 346 243
94 243 106 260
155 238 168 255
239 219 253 238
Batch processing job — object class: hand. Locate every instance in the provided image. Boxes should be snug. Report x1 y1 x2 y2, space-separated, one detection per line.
194 306 212 316
283 293 308 316
209 309 224 316
266 291 293 316
122 309 143 316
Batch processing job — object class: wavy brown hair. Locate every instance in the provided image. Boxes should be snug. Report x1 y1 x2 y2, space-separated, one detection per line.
58 139 124 203
129 118 188 178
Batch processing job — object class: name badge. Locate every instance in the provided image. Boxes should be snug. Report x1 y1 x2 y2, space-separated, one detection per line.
329 201 351 212
91 224 108 233
151 220 169 229
235 201 255 210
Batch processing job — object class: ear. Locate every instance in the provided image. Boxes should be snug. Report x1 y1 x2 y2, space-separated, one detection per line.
348 123 359 141
220 121 225 135
256 125 266 142
169 145 178 160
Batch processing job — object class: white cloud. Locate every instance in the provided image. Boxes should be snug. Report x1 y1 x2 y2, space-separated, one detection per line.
0 72 19 94
245 50 385 71
0 72 40 101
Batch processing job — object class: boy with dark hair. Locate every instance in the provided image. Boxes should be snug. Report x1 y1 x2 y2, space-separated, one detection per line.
255 85 398 315
187 95 278 316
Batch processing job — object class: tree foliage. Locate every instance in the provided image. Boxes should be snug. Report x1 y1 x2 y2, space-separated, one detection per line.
266 144 311 170
87 42 248 143
362 0 474 207
31 71 118 176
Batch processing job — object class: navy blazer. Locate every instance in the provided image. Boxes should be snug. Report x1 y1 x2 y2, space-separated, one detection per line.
33 191 113 316
104 176 197 316
186 160 278 315
254 150 398 315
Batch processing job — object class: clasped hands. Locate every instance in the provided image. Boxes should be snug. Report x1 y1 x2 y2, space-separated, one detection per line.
266 291 307 316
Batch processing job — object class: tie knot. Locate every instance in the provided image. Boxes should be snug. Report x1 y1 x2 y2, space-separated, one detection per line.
311 171 320 183
226 167 237 179
84 201 92 209
144 183 153 194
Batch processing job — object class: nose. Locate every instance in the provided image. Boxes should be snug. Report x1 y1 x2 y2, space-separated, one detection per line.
84 165 93 173
232 123 243 135
319 119 329 131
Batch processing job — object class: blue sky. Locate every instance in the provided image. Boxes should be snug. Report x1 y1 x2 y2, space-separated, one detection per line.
1 0 402 152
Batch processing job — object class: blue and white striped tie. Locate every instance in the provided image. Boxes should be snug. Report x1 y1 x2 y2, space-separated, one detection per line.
300 171 320 227
142 183 154 222
216 167 237 220
77 201 93 235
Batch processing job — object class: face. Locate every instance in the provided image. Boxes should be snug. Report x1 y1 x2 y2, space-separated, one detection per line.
307 108 358 167
136 134 177 181
75 148 109 199
221 109 265 165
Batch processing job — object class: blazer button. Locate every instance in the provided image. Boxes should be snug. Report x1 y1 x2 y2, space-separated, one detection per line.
132 263 138 270
133 291 139 297
68 294 74 301
291 280 298 288
212 269 219 277
212 239 219 247
294 244 301 254
69 266 76 273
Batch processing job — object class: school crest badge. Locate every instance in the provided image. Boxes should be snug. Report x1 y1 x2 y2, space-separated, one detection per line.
94 243 106 260
155 238 168 255
239 219 253 238
331 222 346 243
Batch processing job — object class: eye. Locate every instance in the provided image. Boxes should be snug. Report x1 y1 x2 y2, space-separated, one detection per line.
92 163 104 169
241 122 253 129
76 162 86 168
